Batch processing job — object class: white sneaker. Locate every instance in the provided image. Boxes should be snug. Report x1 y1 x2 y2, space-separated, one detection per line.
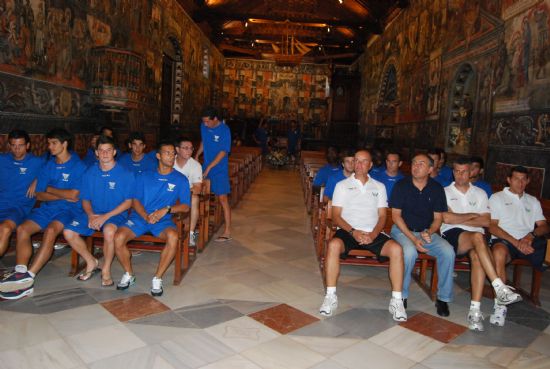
151 277 163 297
490 304 507 326
189 231 196 247
389 297 408 322
495 284 522 306
116 272 136 290
319 294 338 316
467 308 484 331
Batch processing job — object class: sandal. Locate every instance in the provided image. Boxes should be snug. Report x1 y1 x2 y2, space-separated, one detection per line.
76 260 101 281
214 236 232 242
101 278 114 287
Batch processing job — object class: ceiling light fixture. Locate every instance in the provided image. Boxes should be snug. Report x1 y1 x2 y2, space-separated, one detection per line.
245 21 248 27
327 26 331 33
338 0 343 3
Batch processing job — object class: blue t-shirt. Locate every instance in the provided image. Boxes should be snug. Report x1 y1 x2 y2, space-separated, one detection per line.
201 121 231 176
0 153 44 213
324 169 347 200
134 169 191 221
118 152 158 175
390 177 447 231
433 172 452 188
80 163 135 214
369 165 385 177
371 170 405 199
473 179 493 197
313 164 341 187
82 148 98 167
439 165 454 183
35 154 87 212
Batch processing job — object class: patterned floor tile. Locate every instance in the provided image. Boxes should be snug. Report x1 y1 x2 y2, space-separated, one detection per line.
128 310 198 328
31 287 97 314
451 320 542 347
401 312 468 343
249 303 319 334
101 294 170 322
174 300 244 328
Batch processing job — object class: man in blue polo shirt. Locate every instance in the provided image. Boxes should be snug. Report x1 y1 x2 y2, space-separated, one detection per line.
195 106 232 242
63 135 135 287
390 153 455 317
312 146 341 191
428 149 452 187
114 141 190 296
118 131 157 175
0 128 87 299
323 148 355 202
371 150 405 199
469 156 492 197
0 130 44 258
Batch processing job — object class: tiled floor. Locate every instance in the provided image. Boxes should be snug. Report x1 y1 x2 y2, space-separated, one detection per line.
1 167 550 368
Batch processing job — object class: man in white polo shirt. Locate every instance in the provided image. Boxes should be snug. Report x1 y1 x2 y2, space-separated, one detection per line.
319 150 406 321
441 157 521 331
174 136 203 246
489 165 549 326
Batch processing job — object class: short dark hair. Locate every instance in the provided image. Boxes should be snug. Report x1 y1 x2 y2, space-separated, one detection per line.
46 128 72 149
99 126 114 136
128 131 146 144
175 136 193 146
509 165 529 178
427 148 439 157
340 147 356 159
95 135 116 149
201 106 219 120
453 156 471 166
157 140 175 153
8 129 30 144
386 149 401 161
470 156 485 169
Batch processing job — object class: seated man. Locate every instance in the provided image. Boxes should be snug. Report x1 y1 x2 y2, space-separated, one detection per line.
114 141 190 296
489 166 549 326
0 128 87 299
390 153 455 316
174 136 203 246
441 157 521 331
435 148 453 184
322 148 355 202
320 150 406 321
82 131 100 167
312 145 341 192
470 156 492 197
63 135 134 286
368 147 385 177
0 130 44 258
428 149 452 187
118 131 157 175
371 149 405 199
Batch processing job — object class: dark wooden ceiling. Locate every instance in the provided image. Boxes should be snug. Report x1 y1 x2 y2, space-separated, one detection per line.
180 0 409 64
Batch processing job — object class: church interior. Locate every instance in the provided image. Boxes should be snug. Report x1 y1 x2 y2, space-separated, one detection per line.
1 0 550 368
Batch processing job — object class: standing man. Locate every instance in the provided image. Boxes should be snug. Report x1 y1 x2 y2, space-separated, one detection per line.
287 120 301 162
114 141 190 296
489 166 549 326
0 130 44 258
390 153 455 316
195 106 232 242
441 157 521 331
118 131 157 175
0 128 87 299
320 150 406 321
63 135 135 286
371 150 405 199
174 136 203 246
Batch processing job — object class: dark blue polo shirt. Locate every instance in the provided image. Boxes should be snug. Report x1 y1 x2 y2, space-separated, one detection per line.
389 177 447 231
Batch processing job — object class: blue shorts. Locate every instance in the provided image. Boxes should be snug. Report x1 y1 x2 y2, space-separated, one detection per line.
490 237 547 271
26 206 77 229
208 171 230 195
64 212 128 236
0 207 29 226
120 213 176 238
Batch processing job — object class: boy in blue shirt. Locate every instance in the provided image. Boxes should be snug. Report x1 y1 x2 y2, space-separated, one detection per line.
195 106 232 242
0 130 44 258
0 128 87 299
323 148 355 202
114 141 190 296
371 150 405 199
118 131 157 174
82 132 100 167
470 156 493 197
428 149 452 187
313 145 341 189
63 135 135 286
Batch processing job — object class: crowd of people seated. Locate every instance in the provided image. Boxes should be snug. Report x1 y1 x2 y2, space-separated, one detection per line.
0 106 233 300
315 146 549 331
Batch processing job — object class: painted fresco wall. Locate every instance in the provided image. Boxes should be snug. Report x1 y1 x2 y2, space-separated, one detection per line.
0 0 223 144
222 58 331 124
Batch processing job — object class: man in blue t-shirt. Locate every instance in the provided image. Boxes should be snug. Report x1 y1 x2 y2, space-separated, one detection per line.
428 149 452 187
82 132 100 167
63 135 135 287
287 120 301 160
0 128 87 300
323 148 355 202
114 141 190 296
436 148 453 184
313 145 340 190
371 150 405 199
118 131 157 175
470 156 493 197
390 153 455 317
195 106 232 242
0 130 44 258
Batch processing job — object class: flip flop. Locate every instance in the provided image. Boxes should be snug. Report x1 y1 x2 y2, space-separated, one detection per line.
101 278 114 287
214 236 232 242
76 267 101 281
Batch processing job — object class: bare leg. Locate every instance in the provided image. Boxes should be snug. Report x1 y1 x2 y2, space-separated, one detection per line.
468 249 485 302
218 194 231 237
101 224 118 281
63 229 96 272
154 228 178 278
491 243 511 282
0 220 16 257
114 227 136 275
15 220 42 266
325 238 344 287
190 194 199 234
28 221 64 275
380 240 404 292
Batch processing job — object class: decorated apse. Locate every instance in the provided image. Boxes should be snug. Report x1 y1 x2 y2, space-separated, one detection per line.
0 0 223 141
359 0 550 197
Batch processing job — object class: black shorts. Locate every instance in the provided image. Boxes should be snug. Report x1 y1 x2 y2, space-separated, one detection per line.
334 228 391 262
490 237 548 271
442 228 491 257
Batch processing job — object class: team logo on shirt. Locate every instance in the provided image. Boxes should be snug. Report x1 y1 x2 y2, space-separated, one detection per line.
372 192 379 197
62 173 70 182
19 167 27 174
108 182 116 190
214 135 220 142
525 207 531 213
505 202 512 206
70 220 79 227
126 220 135 226
167 183 176 192
449 197 458 201
469 201 477 206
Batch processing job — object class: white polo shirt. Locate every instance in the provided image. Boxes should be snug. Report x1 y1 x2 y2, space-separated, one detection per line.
441 182 489 234
174 157 203 188
489 187 545 239
332 174 387 232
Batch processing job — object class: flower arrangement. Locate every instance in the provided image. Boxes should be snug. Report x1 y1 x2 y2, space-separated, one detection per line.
266 149 289 167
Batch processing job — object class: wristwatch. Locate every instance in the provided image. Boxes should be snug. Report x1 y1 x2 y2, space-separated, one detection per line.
530 231 537 238
166 205 171 214
349 228 355 236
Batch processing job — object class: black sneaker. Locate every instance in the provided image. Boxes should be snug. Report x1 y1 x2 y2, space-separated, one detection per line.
0 286 34 300
0 271 34 293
